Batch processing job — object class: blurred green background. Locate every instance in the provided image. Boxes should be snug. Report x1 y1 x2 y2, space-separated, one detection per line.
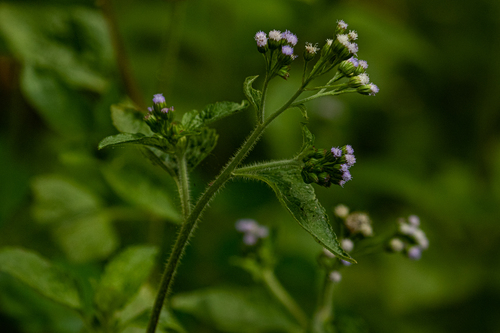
1 0 500 332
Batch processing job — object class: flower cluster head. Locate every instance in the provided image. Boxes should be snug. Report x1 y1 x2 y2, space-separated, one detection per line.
144 93 176 136
254 29 298 79
388 215 429 260
301 145 357 188
235 219 269 246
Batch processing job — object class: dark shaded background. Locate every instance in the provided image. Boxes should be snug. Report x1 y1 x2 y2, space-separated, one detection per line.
1 0 500 332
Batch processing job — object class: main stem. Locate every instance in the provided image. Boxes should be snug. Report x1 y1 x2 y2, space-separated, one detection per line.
262 268 308 329
146 83 307 333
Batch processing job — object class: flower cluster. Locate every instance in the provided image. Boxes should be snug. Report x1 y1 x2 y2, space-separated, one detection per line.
254 29 298 79
301 145 356 188
388 215 429 260
144 93 176 137
235 219 269 246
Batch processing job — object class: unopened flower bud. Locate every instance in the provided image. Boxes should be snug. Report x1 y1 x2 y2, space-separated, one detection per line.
334 204 350 218
389 238 405 252
339 57 358 76
341 238 354 252
357 83 379 96
407 246 422 260
329 271 342 283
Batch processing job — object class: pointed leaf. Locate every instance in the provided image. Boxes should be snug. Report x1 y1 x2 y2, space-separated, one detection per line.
171 286 302 333
296 104 308 120
301 123 315 151
243 75 262 112
182 100 249 131
0 247 81 309
94 246 158 314
235 166 354 263
111 103 153 135
98 133 168 151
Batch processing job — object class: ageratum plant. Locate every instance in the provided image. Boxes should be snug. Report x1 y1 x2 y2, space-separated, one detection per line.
99 20 383 332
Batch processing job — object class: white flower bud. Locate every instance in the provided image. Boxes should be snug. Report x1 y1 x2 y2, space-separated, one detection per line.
329 271 342 283
334 204 350 218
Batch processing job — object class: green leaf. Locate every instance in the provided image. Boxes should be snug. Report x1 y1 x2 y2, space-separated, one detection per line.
243 75 262 112
171 286 302 333
235 166 354 263
182 100 249 131
140 147 177 178
98 133 168 151
0 247 81 309
111 103 153 135
300 123 315 151
53 213 118 263
102 161 180 223
31 175 101 224
94 246 158 315
296 104 309 120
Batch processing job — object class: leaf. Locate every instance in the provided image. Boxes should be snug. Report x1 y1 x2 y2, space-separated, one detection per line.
102 161 180 223
300 123 315 152
0 247 81 309
243 75 262 112
182 100 249 131
235 166 354 263
111 103 153 135
171 286 302 333
296 104 309 120
53 213 118 263
31 175 101 224
94 246 158 315
98 133 168 151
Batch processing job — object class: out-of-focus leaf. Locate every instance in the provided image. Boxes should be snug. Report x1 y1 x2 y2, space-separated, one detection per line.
20 65 90 138
181 100 249 131
295 104 308 120
31 175 118 262
111 103 153 136
0 4 111 92
300 123 315 152
118 286 186 333
98 133 169 151
102 162 180 223
243 76 262 113
31 175 101 225
171 286 302 333
53 213 118 263
234 166 354 263
94 246 157 315
0 247 81 309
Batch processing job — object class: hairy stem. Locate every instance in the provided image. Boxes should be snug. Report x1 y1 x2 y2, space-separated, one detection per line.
233 159 300 175
262 268 308 329
146 83 308 333
177 153 191 221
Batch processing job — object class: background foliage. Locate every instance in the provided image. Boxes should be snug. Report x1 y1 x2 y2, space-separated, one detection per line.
1 0 499 332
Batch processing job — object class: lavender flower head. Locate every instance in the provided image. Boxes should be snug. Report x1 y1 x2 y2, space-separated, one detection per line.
342 170 352 182
344 145 355 155
347 57 359 67
235 219 269 246
337 20 348 30
161 108 169 114
281 45 294 56
369 84 379 96
282 30 298 46
255 31 267 47
345 154 356 167
153 93 165 104
358 73 370 85
331 147 342 158
147 106 154 112
347 42 359 55
337 34 350 47
408 215 420 227
358 60 368 69
269 30 282 41
348 30 358 41
407 246 422 260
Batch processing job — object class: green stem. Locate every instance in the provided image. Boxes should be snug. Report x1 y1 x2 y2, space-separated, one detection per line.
311 272 336 333
292 89 354 106
146 83 308 333
259 74 270 123
262 268 308 329
177 153 191 220
233 159 300 175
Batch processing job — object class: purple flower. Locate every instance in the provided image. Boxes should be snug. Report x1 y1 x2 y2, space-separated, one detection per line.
358 60 368 69
369 83 379 96
147 106 154 112
255 31 267 47
281 45 294 56
347 42 359 55
344 145 354 154
337 20 348 30
235 219 269 246
408 215 420 227
345 154 356 166
161 108 169 114
341 259 352 266
282 30 298 46
331 147 342 158
153 94 165 104
339 180 346 187
342 170 352 182
339 164 349 172
348 30 358 41
347 57 359 67
407 246 422 260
